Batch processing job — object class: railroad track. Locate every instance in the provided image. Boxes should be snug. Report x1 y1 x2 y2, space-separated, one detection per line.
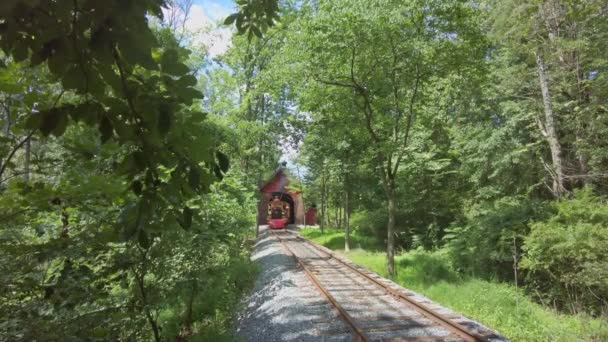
270 229 496 342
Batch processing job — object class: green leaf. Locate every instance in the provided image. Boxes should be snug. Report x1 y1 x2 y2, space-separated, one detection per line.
62 65 87 92
224 13 238 25
117 30 158 71
179 87 204 105
90 28 114 65
98 64 122 93
0 0 19 16
213 164 223 180
157 103 172 136
138 231 150 249
216 151 230 173
51 111 69 137
72 102 104 125
30 45 50 66
12 41 29 62
161 49 189 76
99 115 113 143
25 113 42 130
104 98 129 115
117 202 139 240
180 207 193 230
39 108 69 137
251 25 263 38
236 14 244 32
188 167 200 189
176 74 197 89
131 180 143 195
86 69 106 98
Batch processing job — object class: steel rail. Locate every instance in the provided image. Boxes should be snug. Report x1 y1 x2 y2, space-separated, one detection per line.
271 231 371 342
285 230 489 342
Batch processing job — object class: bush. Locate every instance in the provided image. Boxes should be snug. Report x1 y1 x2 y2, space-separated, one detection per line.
0 171 258 341
443 196 548 280
350 209 387 243
349 208 413 249
521 187 608 315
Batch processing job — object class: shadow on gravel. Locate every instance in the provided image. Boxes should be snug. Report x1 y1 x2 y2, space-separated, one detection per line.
253 236 278 252
237 235 347 342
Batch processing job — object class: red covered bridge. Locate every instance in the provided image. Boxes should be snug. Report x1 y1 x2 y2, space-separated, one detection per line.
257 168 316 226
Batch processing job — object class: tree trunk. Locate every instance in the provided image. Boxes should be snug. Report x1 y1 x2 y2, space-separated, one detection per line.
337 206 342 229
320 164 326 233
386 186 396 277
333 207 337 228
344 176 350 252
536 52 566 197
2 101 9 137
23 139 30 182
574 52 591 185
512 237 519 289
135 255 161 342
183 279 197 334
255 202 260 238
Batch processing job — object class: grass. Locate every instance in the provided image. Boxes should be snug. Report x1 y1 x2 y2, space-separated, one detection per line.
298 228 382 251
300 228 608 342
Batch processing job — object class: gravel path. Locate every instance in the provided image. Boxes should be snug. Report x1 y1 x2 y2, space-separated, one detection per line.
235 226 351 341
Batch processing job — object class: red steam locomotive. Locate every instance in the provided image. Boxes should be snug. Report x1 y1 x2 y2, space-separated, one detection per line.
267 195 290 229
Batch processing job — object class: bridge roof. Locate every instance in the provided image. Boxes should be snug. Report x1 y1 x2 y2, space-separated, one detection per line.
260 169 290 193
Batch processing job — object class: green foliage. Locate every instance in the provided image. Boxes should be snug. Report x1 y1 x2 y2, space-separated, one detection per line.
201 20 305 184
0 1 274 340
521 187 608 315
225 0 280 39
300 228 381 251
291 0 607 321
444 197 548 280
0 1 220 246
350 209 387 244
0 162 258 340
150 174 259 340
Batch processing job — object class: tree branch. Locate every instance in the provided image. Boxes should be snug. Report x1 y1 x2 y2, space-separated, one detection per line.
0 130 35 182
313 76 358 89
0 89 65 183
392 64 421 176
389 34 404 144
535 116 548 137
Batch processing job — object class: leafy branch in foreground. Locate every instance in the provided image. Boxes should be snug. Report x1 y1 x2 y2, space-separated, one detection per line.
224 0 280 39
0 1 248 340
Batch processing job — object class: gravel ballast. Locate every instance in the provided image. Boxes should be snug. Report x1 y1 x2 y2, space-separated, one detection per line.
235 227 351 341
236 227 508 341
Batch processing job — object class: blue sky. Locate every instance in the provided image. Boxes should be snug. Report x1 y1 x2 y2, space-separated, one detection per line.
193 0 235 22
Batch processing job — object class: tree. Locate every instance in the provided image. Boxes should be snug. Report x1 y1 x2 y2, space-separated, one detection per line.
490 0 608 197
287 0 485 276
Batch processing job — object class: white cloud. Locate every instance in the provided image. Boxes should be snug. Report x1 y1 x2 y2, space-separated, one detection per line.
184 4 212 32
200 27 232 57
164 3 233 57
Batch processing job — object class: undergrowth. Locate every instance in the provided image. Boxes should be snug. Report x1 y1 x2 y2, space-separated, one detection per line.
300 228 608 342
165 238 259 341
